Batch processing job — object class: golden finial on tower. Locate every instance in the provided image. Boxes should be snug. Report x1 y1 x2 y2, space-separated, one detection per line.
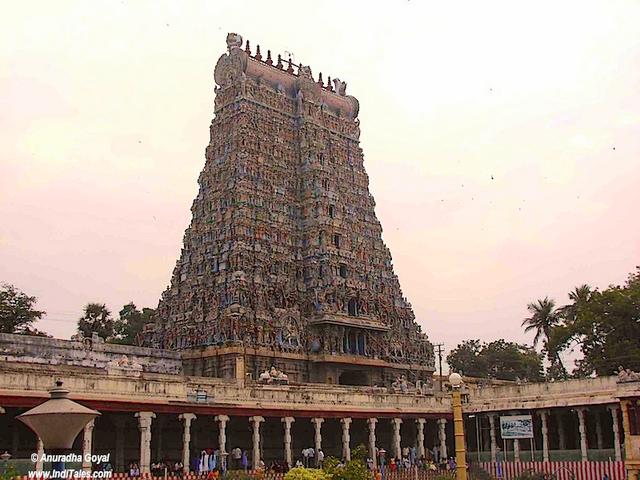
286 58 294 74
276 54 284 69
266 50 273 66
255 45 262 61
245 40 251 55
326 76 333 91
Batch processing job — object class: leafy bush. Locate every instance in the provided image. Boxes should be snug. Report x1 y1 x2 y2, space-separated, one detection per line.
322 458 369 480
323 457 341 475
284 467 332 480
0 465 19 480
350 445 368 463
340 460 369 480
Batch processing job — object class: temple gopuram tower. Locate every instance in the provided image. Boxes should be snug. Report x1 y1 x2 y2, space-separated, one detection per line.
144 33 435 387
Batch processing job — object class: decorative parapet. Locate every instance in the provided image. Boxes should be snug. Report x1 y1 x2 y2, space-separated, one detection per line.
465 376 620 412
214 32 359 120
0 333 182 375
0 362 451 416
308 313 390 332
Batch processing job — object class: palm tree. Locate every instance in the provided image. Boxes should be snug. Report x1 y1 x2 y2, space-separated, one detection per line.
557 284 591 322
523 297 558 347
77 302 114 340
522 297 567 376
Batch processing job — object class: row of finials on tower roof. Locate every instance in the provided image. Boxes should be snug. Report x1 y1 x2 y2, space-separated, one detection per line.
238 38 342 93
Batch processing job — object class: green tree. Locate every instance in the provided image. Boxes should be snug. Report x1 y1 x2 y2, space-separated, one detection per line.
112 302 154 345
557 285 592 323
0 283 46 334
77 303 114 340
447 339 543 382
446 340 488 378
566 271 640 376
522 297 567 378
482 340 543 382
539 268 640 377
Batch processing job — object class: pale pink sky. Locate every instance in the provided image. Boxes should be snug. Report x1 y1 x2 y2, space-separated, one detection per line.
1 1 639 358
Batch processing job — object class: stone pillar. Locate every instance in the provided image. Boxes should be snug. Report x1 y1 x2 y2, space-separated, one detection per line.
392 418 402 459
249 416 264 469
508 411 520 462
576 408 588 462
36 438 44 472
235 356 245 386
282 417 295 467
482 422 490 452
82 419 95 472
416 418 426 459
311 418 324 465
12 429 19 460
608 405 622 461
438 418 447 459
595 411 604 450
215 415 229 469
341 418 352 461
538 410 550 462
135 412 156 475
154 416 165 462
179 413 196 474
113 416 126 473
621 400 640 480
555 411 566 450
488 415 497 462
367 418 378 468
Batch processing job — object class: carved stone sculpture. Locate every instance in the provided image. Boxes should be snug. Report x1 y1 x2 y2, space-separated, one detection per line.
258 366 289 384
616 365 640 382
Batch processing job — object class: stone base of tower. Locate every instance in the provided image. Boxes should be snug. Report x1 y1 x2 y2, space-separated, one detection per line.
181 345 435 388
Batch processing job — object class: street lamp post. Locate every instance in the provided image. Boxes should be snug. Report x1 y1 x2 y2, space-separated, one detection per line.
17 381 100 473
449 373 468 480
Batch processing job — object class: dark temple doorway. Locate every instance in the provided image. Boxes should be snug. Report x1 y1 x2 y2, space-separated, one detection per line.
339 370 369 386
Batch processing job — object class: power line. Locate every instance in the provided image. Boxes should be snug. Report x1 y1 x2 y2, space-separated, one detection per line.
37 317 78 324
434 343 444 391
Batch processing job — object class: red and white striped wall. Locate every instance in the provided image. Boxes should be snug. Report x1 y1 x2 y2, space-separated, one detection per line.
478 461 627 480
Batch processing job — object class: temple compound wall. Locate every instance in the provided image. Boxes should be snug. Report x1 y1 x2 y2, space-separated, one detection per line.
0 333 450 474
0 333 639 480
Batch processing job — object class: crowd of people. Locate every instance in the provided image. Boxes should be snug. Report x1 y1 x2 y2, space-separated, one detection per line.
367 446 459 474
371 456 457 472
125 445 459 478
128 461 186 478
